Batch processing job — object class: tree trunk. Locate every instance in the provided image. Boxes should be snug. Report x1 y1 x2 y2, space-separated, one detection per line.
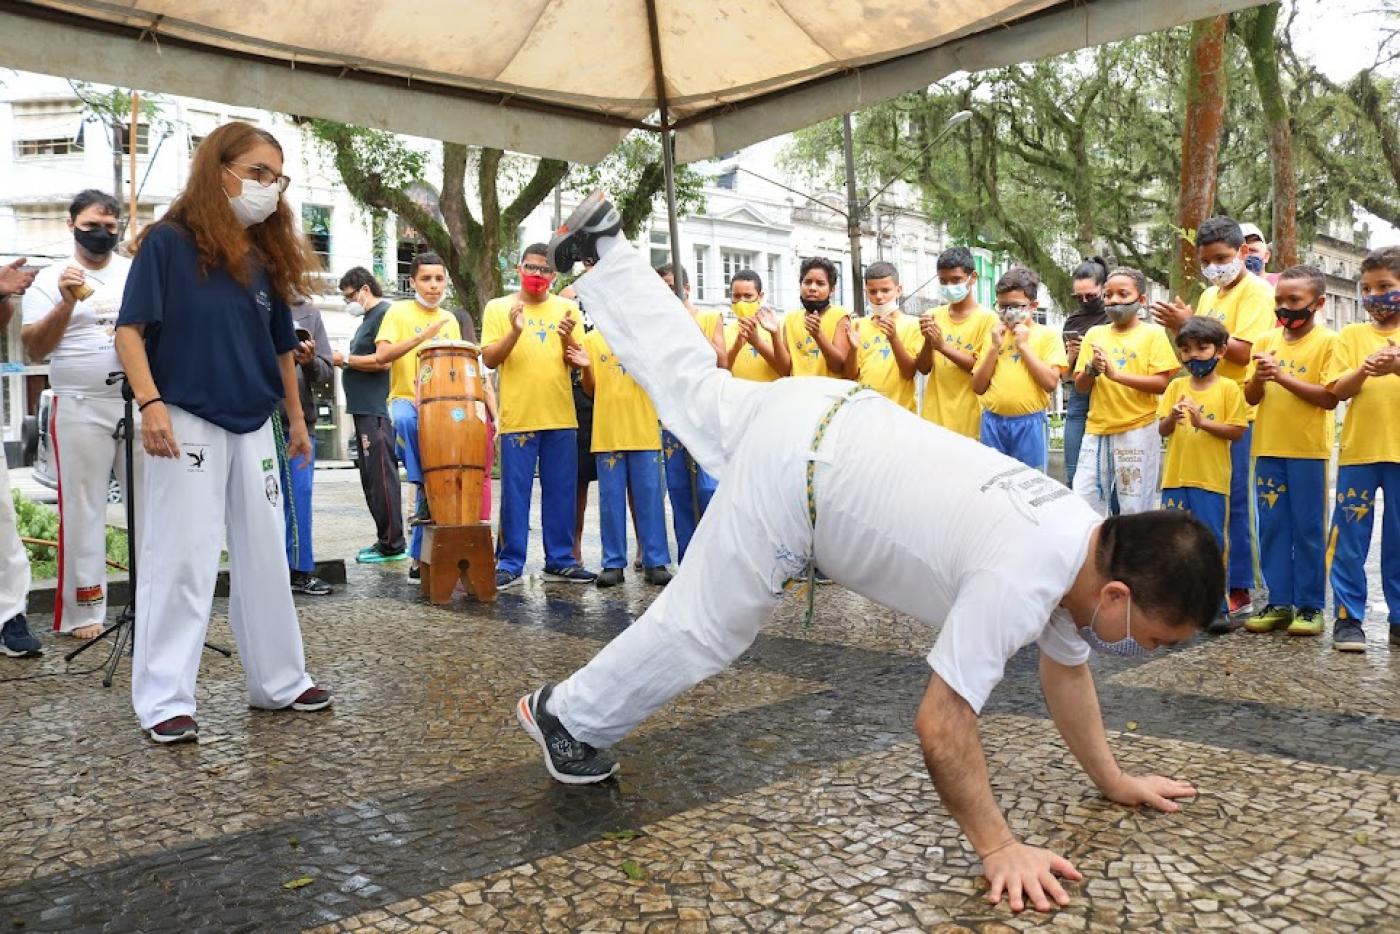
1174 15 1229 299
110 121 124 211
1242 3 1298 266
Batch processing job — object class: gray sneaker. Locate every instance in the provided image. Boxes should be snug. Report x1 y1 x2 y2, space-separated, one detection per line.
1333 619 1367 652
516 684 619 785
1 614 41 658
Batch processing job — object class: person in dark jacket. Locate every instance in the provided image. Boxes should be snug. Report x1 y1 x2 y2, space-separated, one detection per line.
282 297 334 594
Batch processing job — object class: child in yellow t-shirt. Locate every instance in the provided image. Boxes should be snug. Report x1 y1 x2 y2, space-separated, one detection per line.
917 246 998 435
373 252 461 569
724 270 788 382
1240 266 1339 638
970 267 1067 470
1072 267 1180 514
782 257 851 378
1158 316 1248 627
851 261 922 411
568 328 673 588
1323 245 1400 652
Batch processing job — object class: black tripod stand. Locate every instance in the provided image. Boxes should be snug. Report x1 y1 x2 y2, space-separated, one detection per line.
65 372 230 686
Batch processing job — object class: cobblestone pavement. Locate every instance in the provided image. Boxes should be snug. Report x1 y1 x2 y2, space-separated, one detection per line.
2 479 1398 932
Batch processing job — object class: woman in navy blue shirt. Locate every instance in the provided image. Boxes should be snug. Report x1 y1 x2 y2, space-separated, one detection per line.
116 121 331 744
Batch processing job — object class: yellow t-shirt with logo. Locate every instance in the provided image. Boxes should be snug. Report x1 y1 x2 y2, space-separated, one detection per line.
1325 321 1400 466
480 293 579 434
582 330 659 452
784 306 850 377
375 300 463 402
852 313 923 411
1245 326 1337 459
978 323 1067 417
693 309 722 346
1196 273 1277 384
1157 376 1249 494
922 304 997 437
724 308 781 382
1075 322 1180 435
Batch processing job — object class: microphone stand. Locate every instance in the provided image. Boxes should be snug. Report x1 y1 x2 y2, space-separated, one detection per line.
65 372 230 686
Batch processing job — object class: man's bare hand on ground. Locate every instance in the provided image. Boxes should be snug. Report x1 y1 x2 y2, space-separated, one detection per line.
982 843 1082 913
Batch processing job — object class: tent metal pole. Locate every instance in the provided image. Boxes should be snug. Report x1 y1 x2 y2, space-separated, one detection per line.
842 113 864 315
644 0 685 300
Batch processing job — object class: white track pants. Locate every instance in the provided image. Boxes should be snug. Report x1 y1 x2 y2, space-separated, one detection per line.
131 406 313 728
1070 423 1162 515
0 453 29 623
553 241 883 747
51 392 139 632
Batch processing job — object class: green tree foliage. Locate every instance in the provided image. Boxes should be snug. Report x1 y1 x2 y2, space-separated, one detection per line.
782 5 1396 309
302 123 703 326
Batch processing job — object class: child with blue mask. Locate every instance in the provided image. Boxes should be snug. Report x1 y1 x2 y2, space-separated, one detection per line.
1157 317 1248 633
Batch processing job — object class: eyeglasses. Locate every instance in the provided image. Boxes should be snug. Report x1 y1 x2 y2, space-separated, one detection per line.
996 302 1032 311
1073 292 1102 303
226 161 292 192
520 263 554 276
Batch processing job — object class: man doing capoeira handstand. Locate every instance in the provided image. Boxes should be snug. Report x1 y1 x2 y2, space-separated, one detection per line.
517 193 1222 913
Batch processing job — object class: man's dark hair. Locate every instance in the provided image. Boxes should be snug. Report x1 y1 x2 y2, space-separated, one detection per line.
863 260 899 283
1106 266 1148 297
731 269 763 293
1196 216 1244 250
655 263 690 289
1176 315 1229 351
1360 245 1400 278
995 266 1040 298
410 252 446 278
936 246 976 274
800 256 838 285
338 266 383 298
69 189 120 220
1277 264 1326 299
1072 255 1109 286
1096 512 1224 630
521 242 551 264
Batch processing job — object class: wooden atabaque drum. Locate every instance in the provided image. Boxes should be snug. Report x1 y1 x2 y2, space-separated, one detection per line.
417 341 489 526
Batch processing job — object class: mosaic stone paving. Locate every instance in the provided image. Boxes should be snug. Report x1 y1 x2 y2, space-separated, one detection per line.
2 480 1398 932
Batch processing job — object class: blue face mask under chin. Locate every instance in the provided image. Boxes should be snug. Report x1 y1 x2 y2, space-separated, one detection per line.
1080 598 1147 657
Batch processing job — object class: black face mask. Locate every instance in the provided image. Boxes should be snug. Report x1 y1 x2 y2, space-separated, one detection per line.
1075 296 1104 317
1275 305 1314 330
800 297 830 314
74 226 118 256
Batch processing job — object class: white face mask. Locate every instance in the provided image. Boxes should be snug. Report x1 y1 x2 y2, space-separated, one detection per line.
345 301 366 318
225 170 281 228
868 300 898 317
939 282 970 305
415 290 443 310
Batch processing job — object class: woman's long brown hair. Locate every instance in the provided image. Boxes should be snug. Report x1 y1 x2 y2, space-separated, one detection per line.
137 121 315 304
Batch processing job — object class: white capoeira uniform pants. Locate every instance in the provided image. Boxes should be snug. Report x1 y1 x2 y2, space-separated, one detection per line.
1070 424 1162 516
0 452 30 623
131 405 313 728
50 389 141 633
549 239 1093 748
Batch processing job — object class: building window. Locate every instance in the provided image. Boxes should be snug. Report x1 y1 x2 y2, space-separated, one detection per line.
301 204 332 270
721 249 757 292
396 222 430 294
648 227 672 271
13 100 84 159
715 167 738 190
118 123 151 157
694 246 708 301
766 254 781 306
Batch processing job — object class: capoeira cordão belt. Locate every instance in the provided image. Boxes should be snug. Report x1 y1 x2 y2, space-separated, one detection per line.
801 384 868 627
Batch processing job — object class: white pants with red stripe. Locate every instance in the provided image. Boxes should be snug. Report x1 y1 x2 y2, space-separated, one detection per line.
131 406 313 728
0 452 30 623
50 392 140 633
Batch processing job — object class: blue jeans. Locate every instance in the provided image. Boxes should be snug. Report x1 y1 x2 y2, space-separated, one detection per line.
598 450 671 570
1063 383 1090 488
280 428 315 574
1329 462 1400 624
1228 424 1257 591
980 410 1048 471
1255 457 1327 611
662 429 717 562
497 429 578 576
1163 486 1228 613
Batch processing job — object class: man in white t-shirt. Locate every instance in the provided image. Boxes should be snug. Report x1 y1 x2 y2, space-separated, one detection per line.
21 190 135 640
515 194 1225 914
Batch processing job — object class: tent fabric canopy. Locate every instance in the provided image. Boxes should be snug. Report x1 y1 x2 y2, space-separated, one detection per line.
0 0 1265 164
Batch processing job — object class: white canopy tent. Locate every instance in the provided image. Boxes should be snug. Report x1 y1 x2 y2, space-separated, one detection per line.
0 0 1264 285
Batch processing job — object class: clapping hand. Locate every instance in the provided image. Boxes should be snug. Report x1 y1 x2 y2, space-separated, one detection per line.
1012 322 1030 346
1150 295 1192 330
1362 340 1399 377
1252 351 1280 382
564 343 590 368
1092 346 1114 378
509 300 525 333
736 315 759 343
920 316 943 348
874 314 896 339
558 309 576 343
755 306 781 335
804 311 822 337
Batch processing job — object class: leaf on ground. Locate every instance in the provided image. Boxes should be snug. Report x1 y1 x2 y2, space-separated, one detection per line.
777 859 801 872
1125 721 1139 731
287 836 300 849
620 859 647 881
283 876 314 890
1355 831 1369 844
600 830 642 842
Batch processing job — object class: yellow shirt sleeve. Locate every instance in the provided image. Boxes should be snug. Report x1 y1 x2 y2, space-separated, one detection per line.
1035 327 1068 372
1233 278 1277 347
374 307 404 345
1157 378 1182 419
1147 326 1182 375
1325 327 1360 386
1221 379 1249 427
481 300 509 347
